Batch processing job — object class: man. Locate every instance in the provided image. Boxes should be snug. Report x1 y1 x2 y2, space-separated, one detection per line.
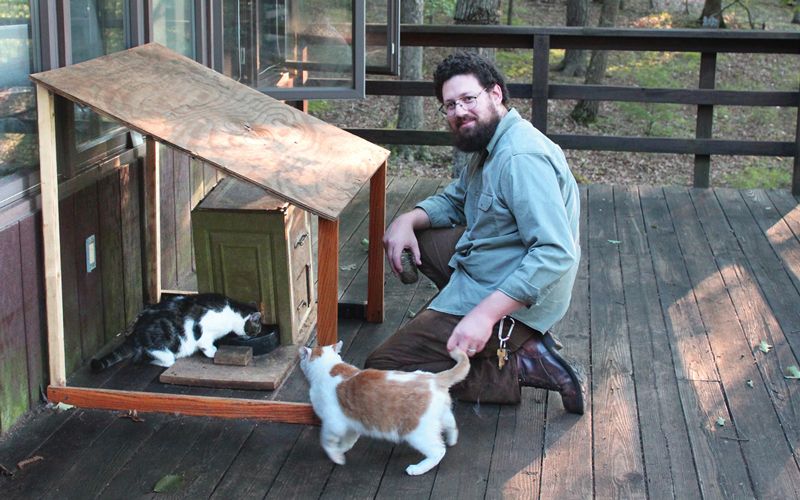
365 52 584 414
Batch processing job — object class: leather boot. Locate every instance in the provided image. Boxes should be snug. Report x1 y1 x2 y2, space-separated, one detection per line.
514 333 585 415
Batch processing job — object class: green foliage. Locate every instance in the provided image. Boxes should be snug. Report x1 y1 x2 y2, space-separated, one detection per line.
496 50 532 80
723 165 792 189
307 100 332 114
424 0 457 22
0 0 29 20
606 52 698 137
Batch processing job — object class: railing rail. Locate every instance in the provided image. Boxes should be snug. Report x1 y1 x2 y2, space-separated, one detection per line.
350 25 800 195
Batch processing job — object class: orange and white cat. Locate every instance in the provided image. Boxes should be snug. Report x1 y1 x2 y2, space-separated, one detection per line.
298 341 470 475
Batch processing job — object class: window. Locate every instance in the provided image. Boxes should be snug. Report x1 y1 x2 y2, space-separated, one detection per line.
68 0 128 162
152 0 195 58
366 0 398 75
221 0 366 100
0 0 38 207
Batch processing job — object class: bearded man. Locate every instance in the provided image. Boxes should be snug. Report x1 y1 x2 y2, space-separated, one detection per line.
365 52 585 414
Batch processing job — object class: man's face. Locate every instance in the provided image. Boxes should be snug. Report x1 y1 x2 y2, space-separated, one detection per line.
441 74 505 152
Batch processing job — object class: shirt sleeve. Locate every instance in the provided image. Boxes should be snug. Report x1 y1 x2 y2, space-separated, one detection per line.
415 169 468 228
496 153 578 306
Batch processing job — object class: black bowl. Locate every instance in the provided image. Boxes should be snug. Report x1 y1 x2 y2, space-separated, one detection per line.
218 325 280 356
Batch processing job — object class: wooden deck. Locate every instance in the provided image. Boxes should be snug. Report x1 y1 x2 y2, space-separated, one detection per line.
1 178 799 499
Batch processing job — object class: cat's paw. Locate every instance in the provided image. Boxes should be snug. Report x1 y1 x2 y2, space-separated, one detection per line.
201 346 217 358
445 429 458 447
326 451 346 465
405 463 430 476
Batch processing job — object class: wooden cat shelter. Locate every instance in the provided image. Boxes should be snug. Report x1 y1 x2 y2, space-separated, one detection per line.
31 43 389 425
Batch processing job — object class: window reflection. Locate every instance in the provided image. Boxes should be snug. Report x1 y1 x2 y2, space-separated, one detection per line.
152 0 195 58
0 0 37 184
70 0 126 149
223 0 355 95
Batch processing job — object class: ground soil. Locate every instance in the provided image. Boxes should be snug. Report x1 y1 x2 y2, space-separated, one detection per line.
311 0 800 188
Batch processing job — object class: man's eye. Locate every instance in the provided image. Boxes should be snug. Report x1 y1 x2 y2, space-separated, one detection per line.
463 96 476 104
445 103 456 110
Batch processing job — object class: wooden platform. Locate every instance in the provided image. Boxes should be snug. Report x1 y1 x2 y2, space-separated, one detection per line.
1 180 799 499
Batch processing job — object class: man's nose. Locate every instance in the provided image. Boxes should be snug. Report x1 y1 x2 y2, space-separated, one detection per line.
453 102 470 117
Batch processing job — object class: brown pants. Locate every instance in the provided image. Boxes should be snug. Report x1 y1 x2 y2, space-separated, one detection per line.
364 227 540 404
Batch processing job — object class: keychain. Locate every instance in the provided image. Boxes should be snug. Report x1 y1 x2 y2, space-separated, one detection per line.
496 316 515 370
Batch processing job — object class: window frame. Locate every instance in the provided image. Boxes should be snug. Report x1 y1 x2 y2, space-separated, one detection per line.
365 0 399 76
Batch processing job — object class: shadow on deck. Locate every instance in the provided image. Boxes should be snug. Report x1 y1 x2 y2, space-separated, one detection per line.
1 179 799 498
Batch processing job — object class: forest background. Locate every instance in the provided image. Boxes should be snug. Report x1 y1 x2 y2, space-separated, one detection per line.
310 0 800 189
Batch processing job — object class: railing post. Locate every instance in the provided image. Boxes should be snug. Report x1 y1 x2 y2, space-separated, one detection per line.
694 52 716 188
532 35 549 134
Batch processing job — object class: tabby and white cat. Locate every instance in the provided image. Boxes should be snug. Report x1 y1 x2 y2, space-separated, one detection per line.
91 293 262 372
299 341 470 475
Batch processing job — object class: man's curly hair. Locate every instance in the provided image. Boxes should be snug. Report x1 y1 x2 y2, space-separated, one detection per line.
433 51 510 107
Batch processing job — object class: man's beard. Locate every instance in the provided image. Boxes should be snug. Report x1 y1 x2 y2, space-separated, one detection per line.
451 111 501 152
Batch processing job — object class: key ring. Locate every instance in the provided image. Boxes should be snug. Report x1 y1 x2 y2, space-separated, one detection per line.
498 316 515 345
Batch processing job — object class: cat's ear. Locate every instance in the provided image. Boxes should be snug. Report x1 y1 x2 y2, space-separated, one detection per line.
298 346 310 360
250 312 262 323
334 340 343 354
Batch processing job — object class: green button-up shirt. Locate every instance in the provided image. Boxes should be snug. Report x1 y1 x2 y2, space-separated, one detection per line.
416 108 580 333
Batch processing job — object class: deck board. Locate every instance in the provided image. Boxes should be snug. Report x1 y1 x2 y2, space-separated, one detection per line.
1 181 799 499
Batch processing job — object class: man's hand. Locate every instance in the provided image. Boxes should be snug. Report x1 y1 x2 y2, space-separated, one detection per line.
383 208 430 275
447 290 526 357
447 310 495 357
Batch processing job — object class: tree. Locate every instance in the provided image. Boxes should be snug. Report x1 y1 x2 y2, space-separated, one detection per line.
793 3 800 24
570 0 621 124
699 0 725 27
451 0 501 177
396 0 427 161
553 0 589 76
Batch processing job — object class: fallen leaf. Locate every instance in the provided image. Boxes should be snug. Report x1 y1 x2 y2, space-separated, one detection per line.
746 379 754 388
758 340 772 353
16 455 43 470
607 239 621 245
716 417 726 427
153 474 184 493
339 264 357 271
120 410 144 423
784 365 800 379
54 402 74 411
407 309 416 318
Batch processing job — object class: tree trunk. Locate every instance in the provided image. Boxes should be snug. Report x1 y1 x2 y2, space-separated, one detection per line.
396 0 426 161
451 0 500 177
570 0 620 124
554 0 588 76
699 0 725 28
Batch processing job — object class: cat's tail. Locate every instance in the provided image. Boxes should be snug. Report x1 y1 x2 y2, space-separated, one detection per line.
90 343 136 372
435 349 471 388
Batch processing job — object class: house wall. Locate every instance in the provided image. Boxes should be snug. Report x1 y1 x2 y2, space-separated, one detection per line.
0 149 220 434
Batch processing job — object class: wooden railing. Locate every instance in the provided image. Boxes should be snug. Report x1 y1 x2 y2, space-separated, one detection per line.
349 26 800 195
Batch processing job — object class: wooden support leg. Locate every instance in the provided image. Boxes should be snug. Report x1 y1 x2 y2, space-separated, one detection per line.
317 218 339 345
366 160 386 323
36 84 66 387
144 137 161 303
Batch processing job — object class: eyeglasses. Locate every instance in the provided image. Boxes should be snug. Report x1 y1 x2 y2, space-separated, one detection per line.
438 87 489 116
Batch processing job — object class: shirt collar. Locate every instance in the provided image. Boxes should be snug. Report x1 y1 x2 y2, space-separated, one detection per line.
486 108 521 155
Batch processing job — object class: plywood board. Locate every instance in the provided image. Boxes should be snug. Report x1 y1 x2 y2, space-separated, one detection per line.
159 346 297 390
29 43 389 220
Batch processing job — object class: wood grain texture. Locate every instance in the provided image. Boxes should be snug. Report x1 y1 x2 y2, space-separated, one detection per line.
30 43 389 220
36 85 66 386
97 172 126 344
366 160 386 322
47 386 319 425
73 183 104 361
144 137 161 303
19 214 45 406
317 218 339 346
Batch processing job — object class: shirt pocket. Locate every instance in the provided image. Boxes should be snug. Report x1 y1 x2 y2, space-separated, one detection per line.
470 191 498 237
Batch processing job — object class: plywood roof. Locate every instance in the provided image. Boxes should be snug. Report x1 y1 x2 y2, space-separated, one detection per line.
30 43 389 220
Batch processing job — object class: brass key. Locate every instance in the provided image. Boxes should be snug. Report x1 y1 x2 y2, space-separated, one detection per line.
497 348 507 369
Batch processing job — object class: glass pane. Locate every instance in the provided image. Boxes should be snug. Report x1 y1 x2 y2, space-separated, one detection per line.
152 0 195 58
366 0 391 68
223 0 358 97
0 0 38 182
70 0 126 148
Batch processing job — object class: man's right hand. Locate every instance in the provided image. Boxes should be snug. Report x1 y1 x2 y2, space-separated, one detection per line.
383 208 430 276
